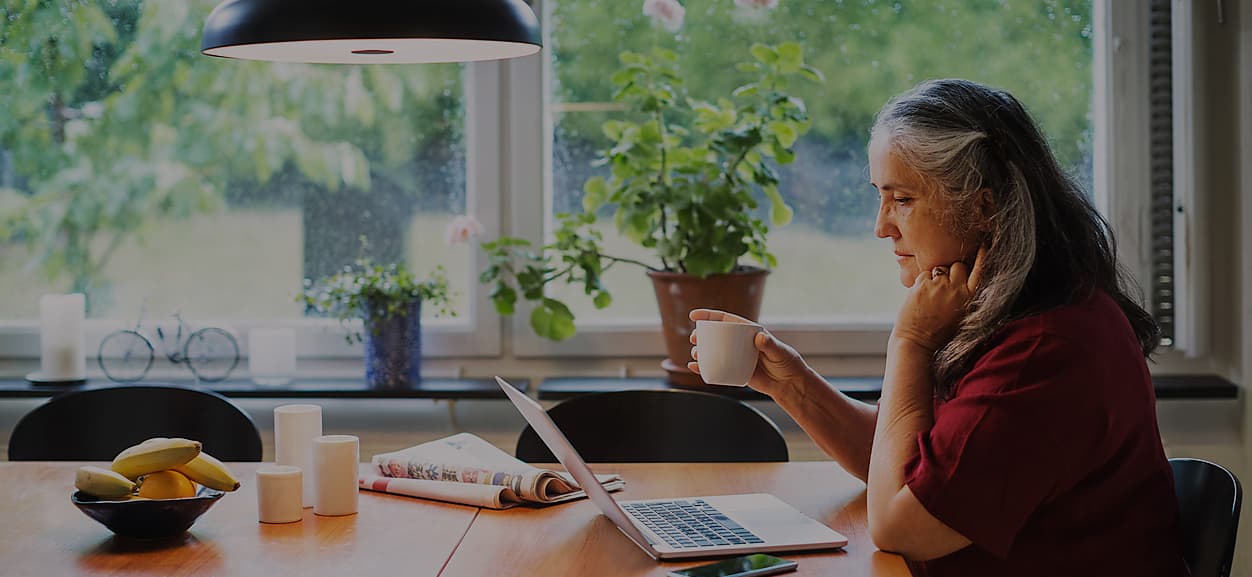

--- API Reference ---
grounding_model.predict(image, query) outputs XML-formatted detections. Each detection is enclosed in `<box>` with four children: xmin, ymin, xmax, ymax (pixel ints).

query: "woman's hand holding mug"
<box><xmin>688</xmin><ymin>309</ymin><xmax>811</xmax><ymax>398</ymax></box>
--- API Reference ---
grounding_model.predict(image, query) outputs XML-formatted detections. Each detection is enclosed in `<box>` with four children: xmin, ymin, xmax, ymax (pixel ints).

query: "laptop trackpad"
<box><xmin>705</xmin><ymin>494</ymin><xmax>838</xmax><ymax>542</ymax></box>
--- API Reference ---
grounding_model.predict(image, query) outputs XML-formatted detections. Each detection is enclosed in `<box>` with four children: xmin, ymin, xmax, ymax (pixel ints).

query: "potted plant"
<box><xmin>301</xmin><ymin>259</ymin><xmax>454</xmax><ymax>389</ymax></box>
<box><xmin>481</xmin><ymin>42</ymin><xmax>822</xmax><ymax>383</ymax></box>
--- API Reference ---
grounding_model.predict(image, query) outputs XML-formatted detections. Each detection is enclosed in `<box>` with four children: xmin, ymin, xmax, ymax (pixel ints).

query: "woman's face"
<box><xmin>869</xmin><ymin>136</ymin><xmax>980</xmax><ymax>288</ymax></box>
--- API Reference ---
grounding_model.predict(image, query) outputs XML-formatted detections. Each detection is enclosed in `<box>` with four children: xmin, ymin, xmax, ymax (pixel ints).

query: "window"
<box><xmin>2</xmin><ymin>1</ymin><xmax>1176</xmax><ymax>366</ymax></box>
<box><xmin>0</xmin><ymin>1</ymin><xmax>497</xmax><ymax>356</ymax></box>
<box><xmin>542</xmin><ymin>0</ymin><xmax>1095</xmax><ymax>330</ymax></box>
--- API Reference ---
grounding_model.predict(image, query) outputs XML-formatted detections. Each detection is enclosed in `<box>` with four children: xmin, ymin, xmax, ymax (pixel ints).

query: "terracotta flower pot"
<box><xmin>647</xmin><ymin>267</ymin><xmax>769</xmax><ymax>386</ymax></box>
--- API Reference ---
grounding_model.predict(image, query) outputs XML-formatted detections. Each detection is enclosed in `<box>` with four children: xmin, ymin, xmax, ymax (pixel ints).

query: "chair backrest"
<box><xmin>1171</xmin><ymin>458</ymin><xmax>1242</xmax><ymax>577</ymax></box>
<box><xmin>8</xmin><ymin>384</ymin><xmax>263</xmax><ymax>461</ymax></box>
<box><xmin>515</xmin><ymin>389</ymin><xmax>788</xmax><ymax>463</ymax></box>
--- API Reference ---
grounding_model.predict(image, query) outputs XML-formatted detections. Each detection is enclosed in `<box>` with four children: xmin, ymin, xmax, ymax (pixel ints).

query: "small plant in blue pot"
<box><xmin>300</xmin><ymin>260</ymin><xmax>454</xmax><ymax>388</ymax></box>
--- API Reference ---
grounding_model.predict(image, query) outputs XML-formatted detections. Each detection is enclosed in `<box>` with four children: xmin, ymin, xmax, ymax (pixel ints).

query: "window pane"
<box><xmin>0</xmin><ymin>1</ymin><xmax>469</xmax><ymax>322</ymax></box>
<box><xmin>547</xmin><ymin>0</ymin><xmax>1094</xmax><ymax>323</ymax></box>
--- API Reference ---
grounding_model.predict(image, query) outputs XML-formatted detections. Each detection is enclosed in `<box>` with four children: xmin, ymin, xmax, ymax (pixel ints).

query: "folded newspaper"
<box><xmin>359</xmin><ymin>432</ymin><xmax>625</xmax><ymax>510</ymax></box>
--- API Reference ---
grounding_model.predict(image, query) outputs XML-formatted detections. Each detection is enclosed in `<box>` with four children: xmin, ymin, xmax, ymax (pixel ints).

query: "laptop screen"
<box><xmin>495</xmin><ymin>377</ymin><xmax>654</xmax><ymax>550</ymax></box>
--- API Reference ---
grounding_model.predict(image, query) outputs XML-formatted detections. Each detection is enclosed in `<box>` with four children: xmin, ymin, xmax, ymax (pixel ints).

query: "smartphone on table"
<box><xmin>666</xmin><ymin>554</ymin><xmax>798</xmax><ymax>577</ymax></box>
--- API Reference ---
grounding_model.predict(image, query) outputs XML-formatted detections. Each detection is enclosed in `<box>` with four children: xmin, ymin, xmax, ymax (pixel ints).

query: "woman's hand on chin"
<box><xmin>892</xmin><ymin>246</ymin><xmax>986</xmax><ymax>354</ymax></box>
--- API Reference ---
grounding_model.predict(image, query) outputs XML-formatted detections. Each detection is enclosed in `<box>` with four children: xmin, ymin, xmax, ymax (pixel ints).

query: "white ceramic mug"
<box><xmin>694</xmin><ymin>320</ymin><xmax>762</xmax><ymax>386</ymax></box>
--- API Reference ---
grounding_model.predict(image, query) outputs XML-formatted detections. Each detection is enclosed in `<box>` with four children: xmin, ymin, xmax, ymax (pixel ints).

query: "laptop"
<box><xmin>495</xmin><ymin>377</ymin><xmax>848</xmax><ymax>560</ymax></box>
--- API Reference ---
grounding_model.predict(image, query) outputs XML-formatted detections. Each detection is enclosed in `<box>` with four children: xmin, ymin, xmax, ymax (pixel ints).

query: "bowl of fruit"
<box><xmin>72</xmin><ymin>438</ymin><xmax>241</xmax><ymax>539</ymax></box>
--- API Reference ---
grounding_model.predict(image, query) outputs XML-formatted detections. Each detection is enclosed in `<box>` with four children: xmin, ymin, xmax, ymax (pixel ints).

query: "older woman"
<box><xmin>689</xmin><ymin>79</ymin><xmax>1185</xmax><ymax>576</ymax></box>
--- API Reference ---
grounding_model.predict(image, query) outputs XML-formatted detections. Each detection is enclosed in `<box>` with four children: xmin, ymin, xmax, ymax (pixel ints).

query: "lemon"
<box><xmin>137</xmin><ymin>470</ymin><xmax>198</xmax><ymax>499</ymax></box>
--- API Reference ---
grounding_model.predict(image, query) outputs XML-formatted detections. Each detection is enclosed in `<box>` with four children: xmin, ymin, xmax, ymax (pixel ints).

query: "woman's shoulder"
<box><xmin>991</xmin><ymin>288</ymin><xmax>1125</xmax><ymax>347</ymax></box>
<box><xmin>962</xmin><ymin>289</ymin><xmax>1144</xmax><ymax>394</ymax></box>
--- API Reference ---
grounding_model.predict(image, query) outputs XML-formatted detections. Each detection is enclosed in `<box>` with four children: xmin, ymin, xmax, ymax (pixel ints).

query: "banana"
<box><xmin>75</xmin><ymin>466</ymin><xmax>137</xmax><ymax>499</ymax></box>
<box><xmin>111</xmin><ymin>438</ymin><xmax>202</xmax><ymax>480</ymax></box>
<box><xmin>173</xmin><ymin>451</ymin><xmax>240</xmax><ymax>492</ymax></box>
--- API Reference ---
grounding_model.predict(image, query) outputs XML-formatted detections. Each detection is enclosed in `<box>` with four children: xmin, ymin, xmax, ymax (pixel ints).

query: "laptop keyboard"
<box><xmin>622</xmin><ymin>499</ymin><xmax>765</xmax><ymax>549</ymax></box>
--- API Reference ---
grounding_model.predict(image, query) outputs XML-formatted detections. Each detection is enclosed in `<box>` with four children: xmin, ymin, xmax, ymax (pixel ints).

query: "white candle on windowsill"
<box><xmin>249</xmin><ymin>328</ymin><xmax>297</xmax><ymax>386</ymax></box>
<box><xmin>39</xmin><ymin>293</ymin><xmax>86</xmax><ymax>381</ymax></box>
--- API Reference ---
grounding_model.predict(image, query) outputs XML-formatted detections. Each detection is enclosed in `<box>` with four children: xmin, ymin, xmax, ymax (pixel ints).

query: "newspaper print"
<box><xmin>380</xmin><ymin>459</ymin><xmax>529</xmax><ymax>495</ymax></box>
<box><xmin>370</xmin><ymin>433</ymin><xmax>621</xmax><ymax>502</ymax></box>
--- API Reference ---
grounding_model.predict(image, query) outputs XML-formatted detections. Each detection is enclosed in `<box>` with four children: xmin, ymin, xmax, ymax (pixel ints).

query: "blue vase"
<box><xmin>363</xmin><ymin>300</ymin><xmax>421</xmax><ymax>389</ymax></box>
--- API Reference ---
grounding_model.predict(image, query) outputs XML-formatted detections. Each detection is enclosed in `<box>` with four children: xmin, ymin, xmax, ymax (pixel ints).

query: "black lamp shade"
<box><xmin>201</xmin><ymin>0</ymin><xmax>541</xmax><ymax>64</ymax></box>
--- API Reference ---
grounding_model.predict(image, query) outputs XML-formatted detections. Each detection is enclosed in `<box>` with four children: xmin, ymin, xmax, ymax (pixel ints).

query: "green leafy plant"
<box><xmin>300</xmin><ymin>260</ymin><xmax>454</xmax><ymax>344</ymax></box>
<box><xmin>481</xmin><ymin>42</ymin><xmax>822</xmax><ymax>340</ymax></box>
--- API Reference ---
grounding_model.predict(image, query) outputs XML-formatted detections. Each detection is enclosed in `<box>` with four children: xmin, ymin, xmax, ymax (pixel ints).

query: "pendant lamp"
<box><xmin>201</xmin><ymin>0</ymin><xmax>541</xmax><ymax>64</ymax></box>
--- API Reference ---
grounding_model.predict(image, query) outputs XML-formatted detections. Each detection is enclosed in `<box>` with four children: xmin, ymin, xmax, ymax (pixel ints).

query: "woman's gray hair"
<box><xmin>871</xmin><ymin>79</ymin><xmax>1158</xmax><ymax>396</ymax></box>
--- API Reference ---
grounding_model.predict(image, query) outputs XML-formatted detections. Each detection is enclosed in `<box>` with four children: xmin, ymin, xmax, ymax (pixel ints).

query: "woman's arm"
<box><xmin>688</xmin><ymin>309</ymin><xmax>878</xmax><ymax>480</ymax></box>
<box><xmin>765</xmin><ymin>357</ymin><xmax>879</xmax><ymax>481</ymax></box>
<box><xmin>868</xmin><ymin>337</ymin><xmax>970</xmax><ymax>559</ymax></box>
<box><xmin>867</xmin><ymin>254</ymin><xmax>985</xmax><ymax>559</ymax></box>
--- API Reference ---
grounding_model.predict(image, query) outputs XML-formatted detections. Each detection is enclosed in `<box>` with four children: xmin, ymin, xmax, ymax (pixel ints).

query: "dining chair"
<box><xmin>8</xmin><ymin>384</ymin><xmax>263</xmax><ymax>461</ymax></box>
<box><xmin>514</xmin><ymin>388</ymin><xmax>789</xmax><ymax>463</ymax></box>
<box><xmin>1170</xmin><ymin>457</ymin><xmax>1242</xmax><ymax>577</ymax></box>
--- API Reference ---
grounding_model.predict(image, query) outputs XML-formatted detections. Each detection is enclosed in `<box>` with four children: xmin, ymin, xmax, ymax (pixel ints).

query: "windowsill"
<box><xmin>0</xmin><ymin>377</ymin><xmax>530</xmax><ymax>399</ymax></box>
<box><xmin>4</xmin><ymin>372</ymin><xmax>1226</xmax><ymax>400</ymax></box>
<box><xmin>0</xmin><ymin>373</ymin><xmax>1235</xmax><ymax>402</ymax></box>
<box><xmin>536</xmin><ymin>374</ymin><xmax>1239</xmax><ymax>402</ymax></box>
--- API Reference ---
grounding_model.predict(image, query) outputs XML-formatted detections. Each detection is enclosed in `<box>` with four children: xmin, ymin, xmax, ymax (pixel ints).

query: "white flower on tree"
<box><xmin>735</xmin><ymin>0</ymin><xmax>779</xmax><ymax>8</ymax></box>
<box><xmin>643</xmin><ymin>0</ymin><xmax>685</xmax><ymax>32</ymax></box>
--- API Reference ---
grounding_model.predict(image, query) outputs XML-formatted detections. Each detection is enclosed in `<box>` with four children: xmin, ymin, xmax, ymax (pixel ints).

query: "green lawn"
<box><xmin>549</xmin><ymin>223</ymin><xmax>905</xmax><ymax>322</ymax></box>
<box><xmin>0</xmin><ymin>211</ymin><xmax>902</xmax><ymax>323</ymax></box>
<box><xmin>0</xmin><ymin>210</ymin><xmax>471</xmax><ymax>321</ymax></box>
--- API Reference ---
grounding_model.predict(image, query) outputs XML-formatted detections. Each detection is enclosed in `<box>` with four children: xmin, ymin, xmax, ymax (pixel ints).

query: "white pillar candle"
<box><xmin>274</xmin><ymin>404</ymin><xmax>322</xmax><ymax>508</ymax></box>
<box><xmin>256</xmin><ymin>465</ymin><xmax>303</xmax><ymax>524</ymax></box>
<box><xmin>248</xmin><ymin>328</ymin><xmax>296</xmax><ymax>386</ymax></box>
<box><xmin>39</xmin><ymin>293</ymin><xmax>86</xmax><ymax>381</ymax></box>
<box><xmin>313</xmin><ymin>435</ymin><xmax>359</xmax><ymax>517</ymax></box>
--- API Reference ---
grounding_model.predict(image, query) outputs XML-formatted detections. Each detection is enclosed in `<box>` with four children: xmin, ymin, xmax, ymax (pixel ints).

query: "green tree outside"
<box><xmin>0</xmin><ymin>0</ymin><xmax>461</xmax><ymax>310</ymax></box>
<box><xmin>550</xmin><ymin>0</ymin><xmax>1093</xmax><ymax>234</ymax></box>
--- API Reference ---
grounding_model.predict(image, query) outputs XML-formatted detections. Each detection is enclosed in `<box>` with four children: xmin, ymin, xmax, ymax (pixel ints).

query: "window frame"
<box><xmin>1165</xmin><ymin>0</ymin><xmax>1209</xmax><ymax>358</ymax></box>
<box><xmin>1094</xmin><ymin>0</ymin><xmax>1210</xmax><ymax>361</ymax></box>
<box><xmin>508</xmin><ymin>0</ymin><xmax>1138</xmax><ymax>359</ymax></box>
<box><xmin>1</xmin><ymin>1</ymin><xmax>1208</xmax><ymax>372</ymax></box>
<box><xmin>0</xmin><ymin>62</ymin><xmax>503</xmax><ymax>361</ymax></box>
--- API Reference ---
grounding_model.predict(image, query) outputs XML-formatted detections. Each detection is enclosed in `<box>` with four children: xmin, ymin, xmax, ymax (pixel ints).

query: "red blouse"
<box><xmin>904</xmin><ymin>289</ymin><xmax>1187</xmax><ymax>577</ymax></box>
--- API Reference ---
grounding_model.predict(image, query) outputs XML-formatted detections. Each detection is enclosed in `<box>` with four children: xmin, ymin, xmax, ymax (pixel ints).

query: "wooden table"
<box><xmin>443</xmin><ymin>462</ymin><xmax>908</xmax><ymax>577</ymax></box>
<box><xmin>0</xmin><ymin>462</ymin><xmax>909</xmax><ymax>577</ymax></box>
<box><xmin>0</xmin><ymin>462</ymin><xmax>477</xmax><ymax>577</ymax></box>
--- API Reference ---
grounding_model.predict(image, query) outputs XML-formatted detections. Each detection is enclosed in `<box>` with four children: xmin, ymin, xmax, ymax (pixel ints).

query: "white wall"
<box><xmin>1238</xmin><ymin>0</ymin><xmax>1252</xmax><ymax>573</ymax></box>
<box><xmin>1177</xmin><ymin>0</ymin><xmax>1250</xmax><ymax>574</ymax></box>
